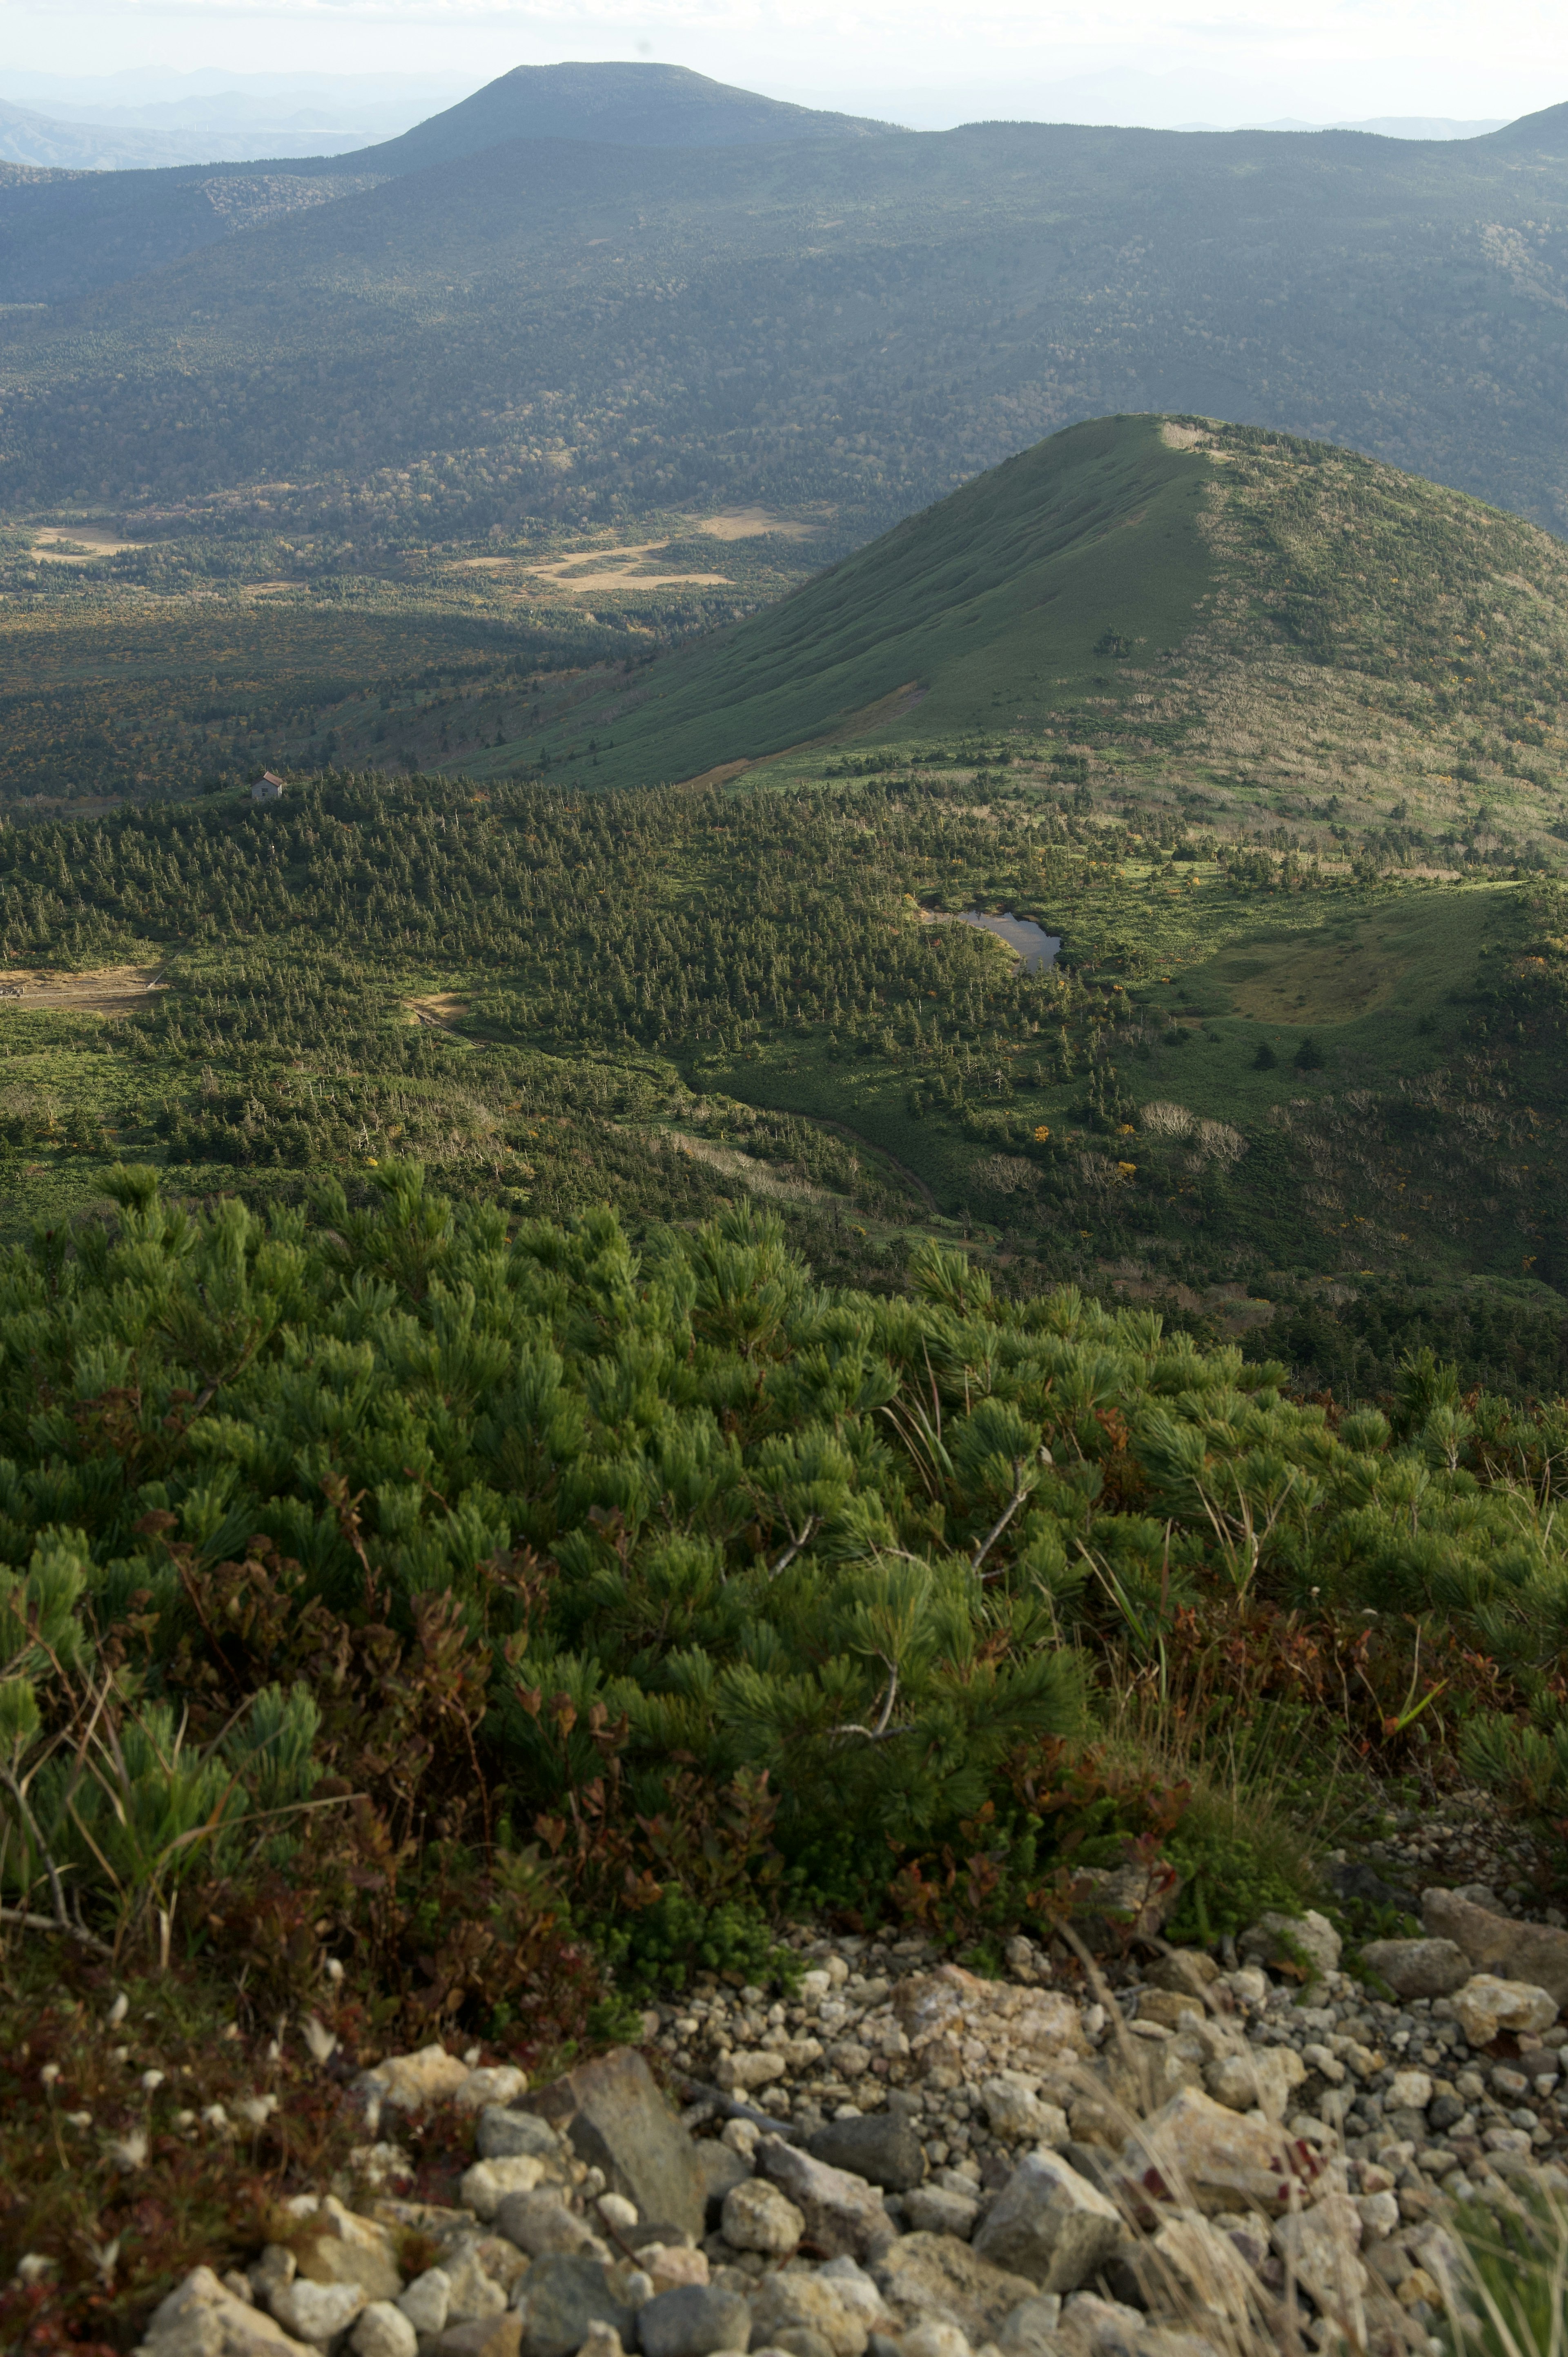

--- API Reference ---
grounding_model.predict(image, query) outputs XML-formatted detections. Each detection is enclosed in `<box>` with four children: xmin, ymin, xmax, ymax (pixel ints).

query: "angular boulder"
<box><xmin>460</xmin><ymin>2158</ymin><xmax>547</xmax><ymax>2223</ymax></box>
<box><xmin>1423</xmin><ymin>1887</ymin><xmax>1568</xmax><ymax>2007</ymax></box>
<box><xmin>362</xmin><ymin>2045</ymin><xmax>473</xmax><ymax>2113</ymax></box>
<box><xmin>1450</xmin><ymin>1973</ymin><xmax>1559</xmax><ymax>2048</ymax></box>
<box><xmin>477</xmin><ymin>2109</ymin><xmax>562</xmax><ymax>2164</ymax></box>
<box><xmin>1146</xmin><ymin>2210</ymin><xmax>1261</xmax><ymax>2335</ymax></box>
<box><xmin>513</xmin><ymin>2258</ymin><xmax>635</xmax><ymax>2357</ymax></box>
<box><xmin>972</xmin><ymin>2152</ymin><xmax>1123</xmax><ymax>2293</ymax></box>
<box><xmin>1237</xmin><ymin>1909</ymin><xmax>1341</xmax><ymax>1987</ymax></box>
<box><xmin>269</xmin><ymin>2280</ymin><xmax>368</xmax><ymax>2346</ymax></box>
<box><xmin>719</xmin><ymin>2176</ymin><xmax>803</xmax><ymax>2253</ymax></box>
<box><xmin>635</xmin><ymin>2284</ymin><xmax>751</xmax><ymax>2357</ymax></box>
<box><xmin>891</xmin><ymin>1967</ymin><xmax>1086</xmax><ymax>2094</ymax></box>
<box><xmin>1271</xmin><ymin>2193</ymin><xmax>1368</xmax><ymax>2327</ymax></box>
<box><xmin>981</xmin><ymin>2072</ymin><xmax>1071</xmax><ymax>2148</ymax></box>
<box><xmin>525</xmin><ymin>2049</ymin><xmax>705</xmax><ymax>2239</ymax></box>
<box><xmin>490</xmin><ymin>2192</ymin><xmax>598</xmax><ymax>2261</ymax></box>
<box><xmin>806</xmin><ymin>2111</ymin><xmax>927</xmax><ymax>2191</ymax></box>
<box><xmin>1122</xmin><ymin>2085</ymin><xmax>1325</xmax><ymax>2216</ymax></box>
<box><xmin>293</xmin><ymin>2200</ymin><xmax>403</xmax><ymax>2302</ymax></box>
<box><xmin>873</xmin><ymin>2232</ymin><xmax>1045</xmax><ymax>2342</ymax></box>
<box><xmin>1202</xmin><ymin>2045</ymin><xmax>1305</xmax><ymax>2121</ymax></box>
<box><xmin>1358</xmin><ymin>1936</ymin><xmax>1472</xmax><ymax>2000</ymax></box>
<box><xmin>349</xmin><ymin>2306</ymin><xmax>418</xmax><ymax>2357</ymax></box>
<box><xmin>135</xmin><ymin>2268</ymin><xmax>316</xmax><ymax>2357</ymax></box>
<box><xmin>755</xmin><ymin>2134</ymin><xmax>895</xmax><ymax>2259</ymax></box>
<box><xmin>746</xmin><ymin>2272</ymin><xmax>872</xmax><ymax>2357</ymax></box>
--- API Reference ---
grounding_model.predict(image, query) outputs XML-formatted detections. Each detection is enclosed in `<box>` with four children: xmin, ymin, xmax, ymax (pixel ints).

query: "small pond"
<box><xmin>956</xmin><ymin>911</ymin><xmax>1062</xmax><ymax>971</ymax></box>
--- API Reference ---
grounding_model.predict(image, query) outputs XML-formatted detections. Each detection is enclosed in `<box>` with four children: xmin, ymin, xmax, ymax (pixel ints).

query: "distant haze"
<box><xmin>0</xmin><ymin>2</ymin><xmax>1563</xmax><ymax>139</ymax></box>
<box><xmin>0</xmin><ymin>62</ymin><xmax>1526</xmax><ymax>174</ymax></box>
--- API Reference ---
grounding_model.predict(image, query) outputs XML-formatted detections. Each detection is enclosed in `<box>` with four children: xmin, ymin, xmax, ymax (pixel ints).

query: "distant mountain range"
<box><xmin>0</xmin><ymin>63</ymin><xmax>1566</xmax><ymax>543</ymax></box>
<box><xmin>0</xmin><ymin>71</ymin><xmax>475</xmax><ymax>169</ymax></box>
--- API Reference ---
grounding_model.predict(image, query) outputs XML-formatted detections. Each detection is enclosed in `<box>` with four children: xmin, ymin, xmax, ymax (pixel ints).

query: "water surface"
<box><xmin>956</xmin><ymin>911</ymin><xmax>1061</xmax><ymax>972</ymax></box>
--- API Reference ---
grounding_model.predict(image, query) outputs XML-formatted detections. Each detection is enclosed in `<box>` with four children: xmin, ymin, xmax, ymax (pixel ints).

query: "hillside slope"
<box><xmin>541</xmin><ymin>415</ymin><xmax>1568</xmax><ymax>863</ymax></box>
<box><xmin>339</xmin><ymin>62</ymin><xmax>895</xmax><ymax>174</ymax></box>
<box><xmin>1</xmin><ymin>96</ymin><xmax>1568</xmax><ymax>532</ymax></box>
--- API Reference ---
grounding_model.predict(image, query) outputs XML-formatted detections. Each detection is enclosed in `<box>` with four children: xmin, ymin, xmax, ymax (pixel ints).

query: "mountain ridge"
<box><xmin>331</xmin><ymin>62</ymin><xmax>899</xmax><ymax>176</ymax></box>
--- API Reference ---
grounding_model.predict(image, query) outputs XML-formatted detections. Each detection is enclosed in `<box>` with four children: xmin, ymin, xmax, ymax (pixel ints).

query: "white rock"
<box><xmin>1386</xmin><ymin>2069</ymin><xmax>1433</xmax><ymax>2111</ymax></box>
<box><xmin>135</xmin><ymin>2268</ymin><xmax>316</xmax><ymax>2357</ymax></box>
<box><xmin>1451</xmin><ymin>1975</ymin><xmax>1559</xmax><ymax>2047</ymax></box>
<box><xmin>361</xmin><ymin>2045</ymin><xmax>472</xmax><ymax>2112</ymax></box>
<box><xmin>716</xmin><ymin>2049</ymin><xmax>787</xmax><ymax>2092</ymax></box>
<box><xmin>1354</xmin><ymin>2192</ymin><xmax>1400</xmax><ymax>2242</ymax></box>
<box><xmin>294</xmin><ymin>2200</ymin><xmax>401</xmax><ymax>2302</ymax></box>
<box><xmin>453</xmin><ymin>2065</ymin><xmax>527</xmax><ymax>2111</ymax></box>
<box><xmin>972</xmin><ymin>2152</ymin><xmax>1122</xmax><ymax>2292</ymax></box>
<box><xmin>903</xmin><ymin>2325</ymin><xmax>973</xmax><ymax>2357</ymax></box>
<box><xmin>1238</xmin><ymin>1910</ymin><xmax>1342</xmax><ymax>1987</ymax></box>
<box><xmin>597</xmin><ymin>2193</ymin><xmax>639</xmax><ymax>2234</ymax></box>
<box><xmin>348</xmin><ymin>2304</ymin><xmax>417</xmax><ymax>2357</ymax></box>
<box><xmin>249</xmin><ymin>2249</ymin><xmax>296</xmax><ymax>2303</ymax></box>
<box><xmin>394</xmin><ymin>2270</ymin><xmax>450</xmax><ymax>2336</ymax></box>
<box><xmin>980</xmin><ymin>2073</ymin><xmax>1069</xmax><ymax>2148</ymax></box>
<box><xmin>440</xmin><ymin>2249</ymin><xmax>506</xmax><ymax>2326</ymax></box>
<box><xmin>1271</xmin><ymin>2193</ymin><xmax>1368</xmax><ymax>2327</ymax></box>
<box><xmin>1203</xmin><ymin>2046</ymin><xmax>1305</xmax><ymax>2121</ymax></box>
<box><xmin>748</xmin><ymin>2272</ymin><xmax>873</xmax><ymax>2357</ymax></box>
<box><xmin>816</xmin><ymin>2254</ymin><xmax>892</xmax><ymax>2332</ymax></box>
<box><xmin>722</xmin><ymin>2177</ymin><xmax>804</xmax><ymax>2253</ymax></box>
<box><xmin>459</xmin><ymin>2155</ymin><xmax>546</xmax><ymax>2220</ymax></box>
<box><xmin>639</xmin><ymin>2244</ymin><xmax>711</xmax><ymax>2295</ymax></box>
<box><xmin>268</xmin><ymin>2279</ymin><xmax>367</xmax><ymax>2346</ymax></box>
<box><xmin>1147</xmin><ymin>2209</ymin><xmax>1261</xmax><ymax>2333</ymax></box>
<box><xmin>1122</xmin><ymin>2086</ymin><xmax>1324</xmax><ymax>2217</ymax></box>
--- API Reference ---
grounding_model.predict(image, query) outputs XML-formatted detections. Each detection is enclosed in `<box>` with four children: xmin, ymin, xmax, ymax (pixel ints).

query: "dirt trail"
<box><xmin>0</xmin><ymin>964</ymin><xmax>164</xmax><ymax>1014</ymax></box>
<box><xmin>679</xmin><ymin>681</ymin><xmax>927</xmax><ymax>791</ymax></box>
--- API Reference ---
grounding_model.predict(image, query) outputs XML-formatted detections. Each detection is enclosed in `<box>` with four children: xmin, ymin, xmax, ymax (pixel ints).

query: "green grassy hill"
<box><xmin>507</xmin><ymin>414</ymin><xmax>1568</xmax><ymax>868</ymax></box>
<box><xmin>574</xmin><ymin>415</ymin><xmax>1216</xmax><ymax>784</ymax></box>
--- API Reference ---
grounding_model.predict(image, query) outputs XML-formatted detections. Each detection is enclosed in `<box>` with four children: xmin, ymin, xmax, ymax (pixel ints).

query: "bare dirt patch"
<box><xmin>0</xmin><ymin>964</ymin><xmax>164</xmax><ymax>1015</ymax></box>
<box><xmin>1158</xmin><ymin>421</ymin><xmax>1212</xmax><ymax>451</ymax></box>
<box><xmin>406</xmin><ymin>993</ymin><xmax>469</xmax><ymax>1032</ymax></box>
<box><xmin>692</xmin><ymin>508</ymin><xmax>822</xmax><ymax>542</ymax></box>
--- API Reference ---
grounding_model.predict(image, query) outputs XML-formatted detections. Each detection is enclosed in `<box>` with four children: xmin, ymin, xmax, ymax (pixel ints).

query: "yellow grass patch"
<box><xmin>31</xmin><ymin>526</ymin><xmax>146</xmax><ymax>564</ymax></box>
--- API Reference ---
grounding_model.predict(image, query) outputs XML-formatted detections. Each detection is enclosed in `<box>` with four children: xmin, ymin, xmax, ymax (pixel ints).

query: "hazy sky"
<box><xmin>0</xmin><ymin>0</ymin><xmax>1561</xmax><ymax>128</ymax></box>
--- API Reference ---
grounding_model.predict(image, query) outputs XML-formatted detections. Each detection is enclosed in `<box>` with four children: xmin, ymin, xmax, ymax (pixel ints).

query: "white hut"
<box><xmin>251</xmin><ymin>772</ymin><xmax>286</xmax><ymax>801</ymax></box>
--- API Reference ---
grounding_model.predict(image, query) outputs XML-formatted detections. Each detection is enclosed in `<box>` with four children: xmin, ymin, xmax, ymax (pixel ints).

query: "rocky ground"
<box><xmin>107</xmin><ymin>1877</ymin><xmax>1568</xmax><ymax>2357</ymax></box>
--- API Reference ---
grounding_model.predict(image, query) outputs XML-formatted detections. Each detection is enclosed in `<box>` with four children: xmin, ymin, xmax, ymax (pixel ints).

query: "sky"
<box><xmin>0</xmin><ymin>0</ymin><xmax>1561</xmax><ymax>132</ymax></box>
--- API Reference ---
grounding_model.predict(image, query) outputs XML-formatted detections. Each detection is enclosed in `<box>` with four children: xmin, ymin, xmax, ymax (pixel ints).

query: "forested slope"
<box><xmin>1</xmin><ymin>95</ymin><xmax>1567</xmax><ymax>536</ymax></box>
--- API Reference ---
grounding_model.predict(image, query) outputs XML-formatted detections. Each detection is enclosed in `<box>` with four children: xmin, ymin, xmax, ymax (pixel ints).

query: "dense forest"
<box><xmin>0</xmin><ymin>767</ymin><xmax>1564</xmax><ymax>1403</ymax></box>
<box><xmin>1</xmin><ymin>91</ymin><xmax>1567</xmax><ymax>546</ymax></box>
